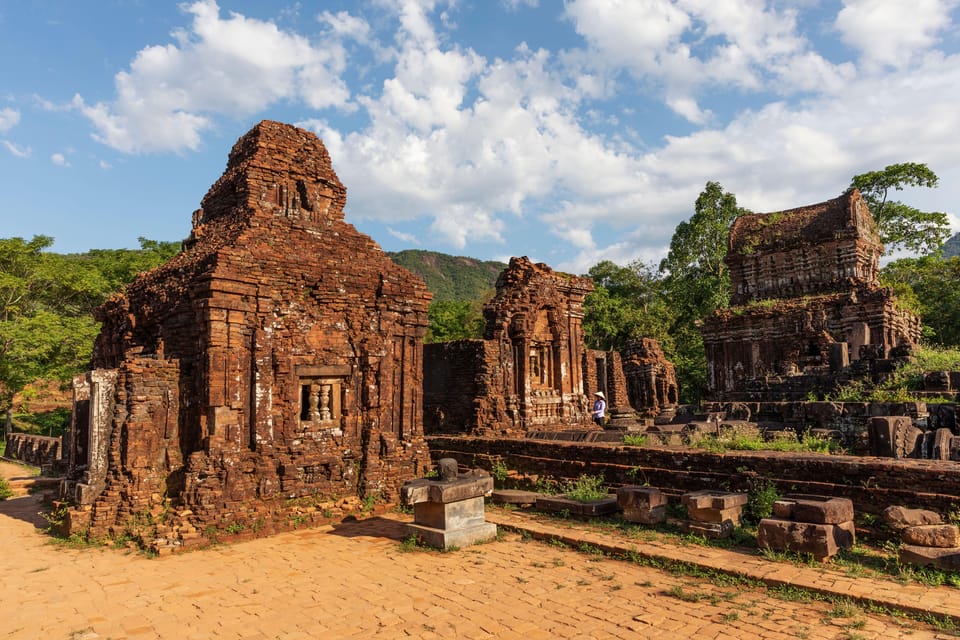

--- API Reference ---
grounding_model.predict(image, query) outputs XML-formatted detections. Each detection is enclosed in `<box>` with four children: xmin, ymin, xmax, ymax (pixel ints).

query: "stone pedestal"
<box><xmin>401</xmin><ymin>463</ymin><xmax>496</xmax><ymax>550</ymax></box>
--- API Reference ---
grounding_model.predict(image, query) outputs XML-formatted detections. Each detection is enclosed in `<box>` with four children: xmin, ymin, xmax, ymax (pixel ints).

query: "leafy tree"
<box><xmin>582</xmin><ymin>261</ymin><xmax>672</xmax><ymax>352</ymax></box>
<box><xmin>882</xmin><ymin>255</ymin><xmax>960</xmax><ymax>347</ymax></box>
<box><xmin>0</xmin><ymin>237</ymin><xmax>101</xmax><ymax>435</ymax></box>
<box><xmin>658</xmin><ymin>182</ymin><xmax>748</xmax><ymax>403</ymax></box>
<box><xmin>425</xmin><ymin>299</ymin><xmax>486</xmax><ymax>342</ymax></box>
<box><xmin>849</xmin><ymin>162</ymin><xmax>950</xmax><ymax>255</ymax></box>
<box><xmin>78</xmin><ymin>237</ymin><xmax>181</xmax><ymax>296</ymax></box>
<box><xmin>659</xmin><ymin>181</ymin><xmax>746</xmax><ymax>322</ymax></box>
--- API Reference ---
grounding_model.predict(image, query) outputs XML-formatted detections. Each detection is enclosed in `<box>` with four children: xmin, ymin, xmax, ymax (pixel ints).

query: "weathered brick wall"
<box><xmin>72</xmin><ymin>121</ymin><xmax>431</xmax><ymax>540</ymax></box>
<box><xmin>704</xmin><ymin>189</ymin><xmax>920</xmax><ymax>401</ymax></box>
<box><xmin>428</xmin><ymin>436</ymin><xmax>960</xmax><ymax>515</ymax></box>
<box><xmin>622</xmin><ymin>339</ymin><xmax>679</xmax><ymax>416</ymax></box>
<box><xmin>727</xmin><ymin>190</ymin><xmax>881</xmax><ymax>305</ymax></box>
<box><xmin>583</xmin><ymin>350</ymin><xmax>630</xmax><ymax>413</ymax></box>
<box><xmin>4</xmin><ymin>433</ymin><xmax>60</xmax><ymax>468</ymax></box>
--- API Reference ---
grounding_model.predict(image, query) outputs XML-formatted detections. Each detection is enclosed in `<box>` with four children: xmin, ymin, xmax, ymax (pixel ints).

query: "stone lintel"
<box><xmin>757</xmin><ymin>517</ymin><xmax>855</xmax><ymax>560</ymax></box>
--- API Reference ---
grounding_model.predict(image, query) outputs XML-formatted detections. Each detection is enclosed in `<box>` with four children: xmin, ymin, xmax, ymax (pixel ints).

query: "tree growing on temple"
<box><xmin>850</xmin><ymin>162</ymin><xmax>949</xmax><ymax>255</ymax></box>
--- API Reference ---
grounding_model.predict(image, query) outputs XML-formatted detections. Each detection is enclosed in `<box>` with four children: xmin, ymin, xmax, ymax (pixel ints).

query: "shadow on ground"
<box><xmin>327</xmin><ymin>515</ymin><xmax>410</xmax><ymax>541</ymax></box>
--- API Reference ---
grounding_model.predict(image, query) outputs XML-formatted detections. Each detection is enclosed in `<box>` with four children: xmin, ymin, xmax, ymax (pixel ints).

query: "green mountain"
<box><xmin>943</xmin><ymin>232</ymin><xmax>960</xmax><ymax>258</ymax></box>
<box><xmin>387</xmin><ymin>250</ymin><xmax>506</xmax><ymax>302</ymax></box>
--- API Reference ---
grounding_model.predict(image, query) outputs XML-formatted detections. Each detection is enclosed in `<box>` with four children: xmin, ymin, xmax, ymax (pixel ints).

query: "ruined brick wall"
<box><xmin>428</xmin><ymin>436</ymin><xmax>960</xmax><ymax>515</ymax></box>
<box><xmin>704</xmin><ymin>189</ymin><xmax>920</xmax><ymax>401</ymax></box>
<box><xmin>423</xmin><ymin>340</ymin><xmax>518</xmax><ymax>435</ymax></box>
<box><xmin>72</xmin><ymin>121</ymin><xmax>431</xmax><ymax>539</ymax></box>
<box><xmin>481</xmin><ymin>257</ymin><xmax>593</xmax><ymax>429</ymax></box>
<box><xmin>621</xmin><ymin>339</ymin><xmax>679</xmax><ymax>417</ymax></box>
<box><xmin>727</xmin><ymin>190</ymin><xmax>882</xmax><ymax>305</ymax></box>
<box><xmin>583</xmin><ymin>350</ymin><xmax>630</xmax><ymax>413</ymax></box>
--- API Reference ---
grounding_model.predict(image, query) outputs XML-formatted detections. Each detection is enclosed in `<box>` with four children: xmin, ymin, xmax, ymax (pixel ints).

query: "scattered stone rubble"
<box><xmin>759</xmin><ymin>496</ymin><xmax>856</xmax><ymax>560</ymax></box>
<box><xmin>885</xmin><ymin>505</ymin><xmax>960</xmax><ymax>570</ymax></box>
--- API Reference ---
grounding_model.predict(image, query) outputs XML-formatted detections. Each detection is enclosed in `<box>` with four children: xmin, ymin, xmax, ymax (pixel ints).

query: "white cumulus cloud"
<box><xmin>0</xmin><ymin>107</ymin><xmax>19</xmax><ymax>133</ymax></box>
<box><xmin>73</xmin><ymin>0</ymin><xmax>355</xmax><ymax>153</ymax></box>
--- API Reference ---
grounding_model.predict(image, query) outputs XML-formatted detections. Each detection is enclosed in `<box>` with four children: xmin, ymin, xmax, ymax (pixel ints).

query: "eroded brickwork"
<box><xmin>703</xmin><ymin>190</ymin><xmax>920</xmax><ymax>400</ymax></box>
<box><xmin>622</xmin><ymin>338</ymin><xmax>679</xmax><ymax>418</ymax></box>
<box><xmin>424</xmin><ymin>257</ymin><xmax>593</xmax><ymax>434</ymax></box>
<box><xmin>65</xmin><ymin>121</ymin><xmax>431</xmax><ymax>541</ymax></box>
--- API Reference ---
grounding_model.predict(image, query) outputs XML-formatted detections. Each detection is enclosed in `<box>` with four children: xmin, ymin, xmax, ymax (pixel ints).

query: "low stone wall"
<box><xmin>4</xmin><ymin>432</ymin><xmax>61</xmax><ymax>469</ymax></box>
<box><xmin>427</xmin><ymin>436</ymin><xmax>960</xmax><ymax>515</ymax></box>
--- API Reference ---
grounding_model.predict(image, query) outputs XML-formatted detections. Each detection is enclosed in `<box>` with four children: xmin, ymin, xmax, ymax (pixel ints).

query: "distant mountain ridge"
<box><xmin>943</xmin><ymin>232</ymin><xmax>960</xmax><ymax>258</ymax></box>
<box><xmin>387</xmin><ymin>250</ymin><xmax>506</xmax><ymax>302</ymax></box>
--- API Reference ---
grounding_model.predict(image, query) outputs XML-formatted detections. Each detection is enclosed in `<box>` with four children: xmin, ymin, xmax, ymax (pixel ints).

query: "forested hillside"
<box><xmin>387</xmin><ymin>250</ymin><xmax>505</xmax><ymax>302</ymax></box>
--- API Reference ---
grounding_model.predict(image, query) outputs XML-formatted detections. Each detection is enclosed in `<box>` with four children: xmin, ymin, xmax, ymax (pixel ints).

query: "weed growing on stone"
<box><xmin>622</xmin><ymin>434</ymin><xmax>648</xmax><ymax>447</ymax></box>
<box><xmin>562</xmin><ymin>474</ymin><xmax>608</xmax><ymax>503</ymax></box>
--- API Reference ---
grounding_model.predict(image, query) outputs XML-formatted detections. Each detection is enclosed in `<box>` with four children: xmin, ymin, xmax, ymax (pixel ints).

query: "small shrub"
<box><xmin>0</xmin><ymin>477</ymin><xmax>14</xmax><ymax>501</ymax></box>
<box><xmin>563</xmin><ymin>474</ymin><xmax>608</xmax><ymax>503</ymax></box>
<box><xmin>743</xmin><ymin>478</ymin><xmax>780</xmax><ymax>526</ymax></box>
<box><xmin>622</xmin><ymin>434</ymin><xmax>648</xmax><ymax>447</ymax></box>
<box><xmin>491</xmin><ymin>459</ymin><xmax>509</xmax><ymax>484</ymax></box>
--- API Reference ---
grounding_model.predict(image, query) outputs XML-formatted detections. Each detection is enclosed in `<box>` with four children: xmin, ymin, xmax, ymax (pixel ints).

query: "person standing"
<box><xmin>592</xmin><ymin>391</ymin><xmax>606</xmax><ymax>426</ymax></box>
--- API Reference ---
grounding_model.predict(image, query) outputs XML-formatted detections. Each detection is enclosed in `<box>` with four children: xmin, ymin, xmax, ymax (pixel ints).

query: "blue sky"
<box><xmin>2</xmin><ymin>0</ymin><xmax>959</xmax><ymax>273</ymax></box>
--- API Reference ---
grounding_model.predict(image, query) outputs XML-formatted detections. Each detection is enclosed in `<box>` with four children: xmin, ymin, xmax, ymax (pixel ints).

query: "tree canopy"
<box><xmin>850</xmin><ymin>162</ymin><xmax>950</xmax><ymax>255</ymax></box>
<box><xmin>0</xmin><ymin>236</ymin><xmax>181</xmax><ymax>435</ymax></box>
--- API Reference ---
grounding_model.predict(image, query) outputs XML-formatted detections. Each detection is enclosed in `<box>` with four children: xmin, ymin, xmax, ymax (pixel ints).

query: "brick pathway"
<box><xmin>0</xmin><ymin>461</ymin><xmax>951</xmax><ymax>639</ymax></box>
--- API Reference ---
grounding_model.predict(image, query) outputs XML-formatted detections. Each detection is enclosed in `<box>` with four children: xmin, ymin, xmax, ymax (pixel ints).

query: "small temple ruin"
<box><xmin>702</xmin><ymin>189</ymin><xmax>921</xmax><ymax>401</ymax></box>
<box><xmin>61</xmin><ymin>121</ymin><xmax>432</xmax><ymax>539</ymax></box>
<box><xmin>423</xmin><ymin>257</ymin><xmax>594</xmax><ymax>435</ymax></box>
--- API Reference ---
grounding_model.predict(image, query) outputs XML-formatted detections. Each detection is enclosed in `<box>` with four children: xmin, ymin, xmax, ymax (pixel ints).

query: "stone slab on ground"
<box><xmin>901</xmin><ymin>524</ymin><xmax>960</xmax><ymax>549</ymax></box>
<box><xmin>681</xmin><ymin>490</ymin><xmax>748</xmax><ymax>510</ymax></box>
<box><xmin>535</xmin><ymin>495</ymin><xmax>620</xmax><ymax>517</ymax></box>
<box><xmin>489</xmin><ymin>489</ymin><xmax>541</xmax><ymax>507</ymax></box>
<box><xmin>899</xmin><ymin>544</ymin><xmax>960</xmax><ymax>570</ymax></box>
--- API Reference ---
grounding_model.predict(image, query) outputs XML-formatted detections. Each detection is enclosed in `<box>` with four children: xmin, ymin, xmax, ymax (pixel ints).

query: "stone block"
<box><xmin>406</xmin><ymin>521</ymin><xmax>498</xmax><ymax>550</ymax></box>
<box><xmin>687</xmin><ymin>506</ymin><xmax>743</xmax><ymax>525</ymax></box>
<box><xmin>772</xmin><ymin>500</ymin><xmax>794</xmax><ymax>519</ymax></box>
<box><xmin>757</xmin><ymin>518</ymin><xmax>855</xmax><ymax>560</ymax></box>
<box><xmin>867</xmin><ymin>416</ymin><xmax>910</xmax><ymax>457</ymax></box>
<box><xmin>427</xmin><ymin>476</ymin><xmax>494</xmax><ymax>504</ymax></box>
<box><xmin>687</xmin><ymin>520</ymin><xmax>735</xmax><ymax>539</ymax></box>
<box><xmin>681</xmin><ymin>490</ymin><xmax>748</xmax><ymax>510</ymax></box>
<box><xmin>899</xmin><ymin>544</ymin><xmax>960</xmax><ymax>571</ymax></box>
<box><xmin>414</xmin><ymin>496</ymin><xmax>488</xmax><ymax>530</ymax></box>
<box><xmin>622</xmin><ymin>505</ymin><xmax>666</xmax><ymax>525</ymax></box>
<box><xmin>882</xmin><ymin>505</ymin><xmax>942</xmax><ymax>530</ymax></box>
<box><xmin>901</xmin><ymin>524</ymin><xmax>960</xmax><ymax>549</ymax></box>
<box><xmin>932</xmin><ymin>428</ymin><xmax>953</xmax><ymax>461</ymax></box>
<box><xmin>616</xmin><ymin>486</ymin><xmax>668</xmax><ymax>509</ymax></box>
<box><xmin>789</xmin><ymin>496</ymin><xmax>854</xmax><ymax>525</ymax></box>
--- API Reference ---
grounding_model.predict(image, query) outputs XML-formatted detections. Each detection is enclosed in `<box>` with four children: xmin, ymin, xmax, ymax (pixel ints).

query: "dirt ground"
<box><xmin>0</xmin><ymin>460</ymin><xmax>948</xmax><ymax>639</ymax></box>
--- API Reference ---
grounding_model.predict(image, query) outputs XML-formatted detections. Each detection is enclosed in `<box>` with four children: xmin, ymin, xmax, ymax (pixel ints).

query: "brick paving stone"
<box><xmin>0</xmin><ymin>480</ymin><xmax>950</xmax><ymax>639</ymax></box>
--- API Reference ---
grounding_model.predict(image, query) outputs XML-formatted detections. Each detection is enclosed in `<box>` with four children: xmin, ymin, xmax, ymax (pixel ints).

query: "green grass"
<box><xmin>0</xmin><ymin>477</ymin><xmax>14</xmax><ymax>500</ymax></box>
<box><xmin>691</xmin><ymin>430</ymin><xmax>842</xmax><ymax>454</ymax></box>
